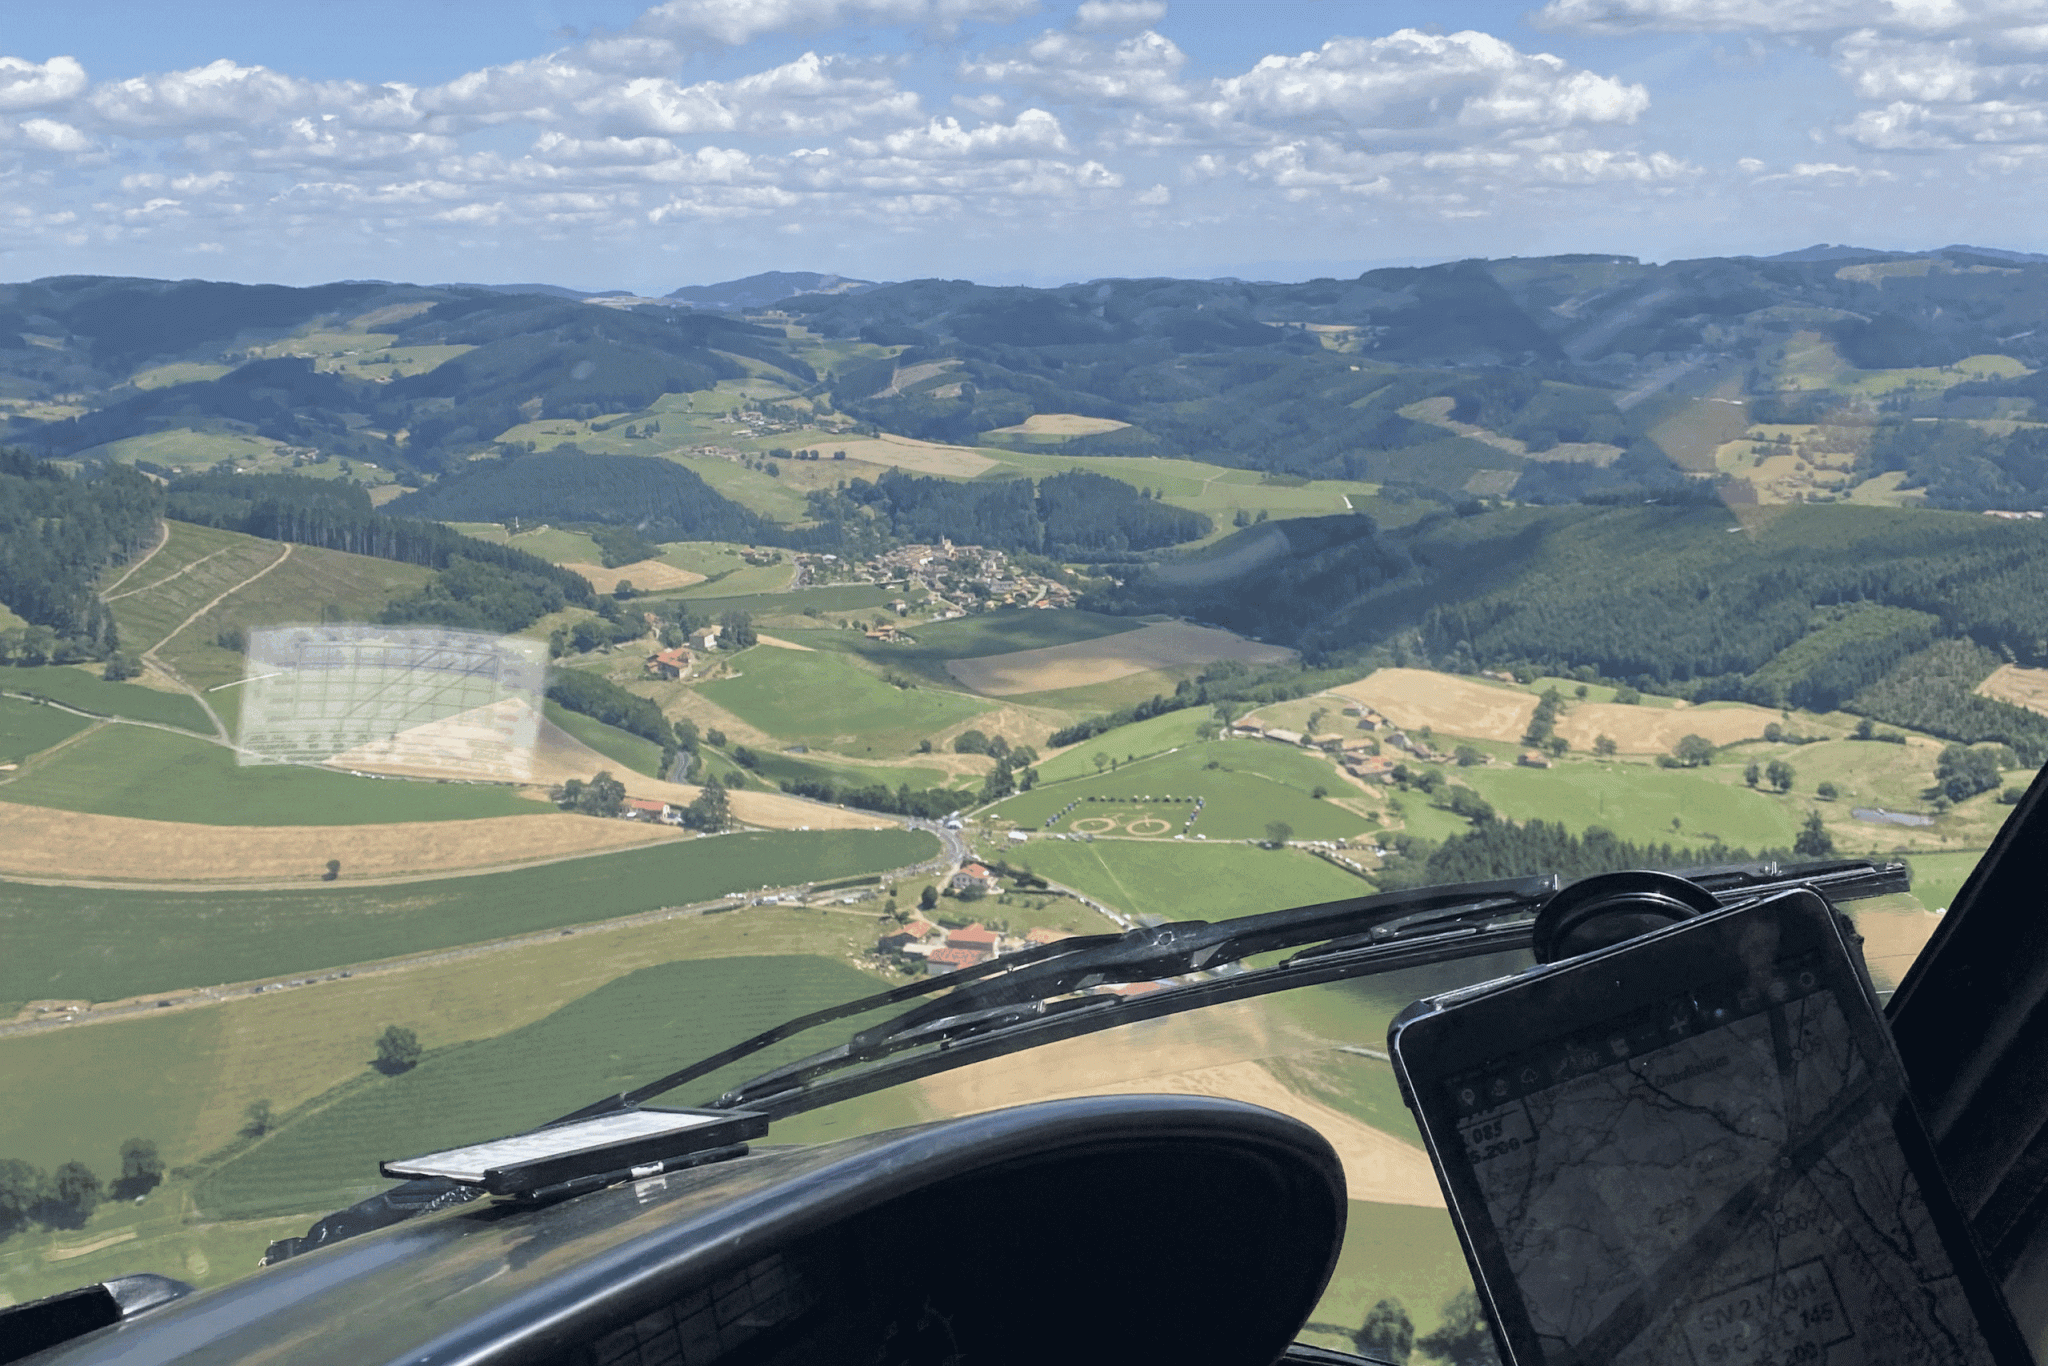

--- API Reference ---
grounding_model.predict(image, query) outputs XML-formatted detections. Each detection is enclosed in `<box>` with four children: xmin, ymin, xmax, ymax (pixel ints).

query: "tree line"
<box><xmin>0</xmin><ymin>449</ymin><xmax>161</xmax><ymax>663</ymax></box>
<box><xmin>0</xmin><ymin>1139</ymin><xmax>162</xmax><ymax>1240</ymax></box>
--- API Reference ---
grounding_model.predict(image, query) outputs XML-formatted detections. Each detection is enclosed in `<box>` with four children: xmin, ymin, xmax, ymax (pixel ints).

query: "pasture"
<box><xmin>995</xmin><ymin>739</ymin><xmax>1371</xmax><ymax>843</ymax></box>
<box><xmin>1001</xmin><ymin>836</ymin><xmax>1371</xmax><ymax>923</ymax></box>
<box><xmin>984</xmin><ymin>413</ymin><xmax>1131</xmax><ymax>438</ymax></box>
<box><xmin>698</xmin><ymin>645</ymin><xmax>992</xmax><ymax>756</ymax></box>
<box><xmin>0</xmin><ymin>725</ymin><xmax>537</xmax><ymax>825</ymax></box>
<box><xmin>947</xmin><ymin>622</ymin><xmax>1294</xmax><ymax>697</ymax></box>
<box><xmin>824</xmin><ymin>608</ymin><xmax>1144</xmax><ymax>689</ymax></box>
<box><xmin>441</xmin><ymin>523</ymin><xmax>605</xmax><ymax>565</ymax></box>
<box><xmin>197</xmin><ymin>955</ymin><xmax>899</xmax><ymax>1219</ymax></box>
<box><xmin>0</xmin><ymin>826</ymin><xmax>937</xmax><ymax>1006</ymax></box>
<box><xmin>0</xmin><ymin>696</ymin><xmax>95</xmax><ymax>763</ymax></box>
<box><xmin>0</xmin><ymin>665</ymin><xmax>210</xmax><ymax>731</ymax></box>
<box><xmin>0</xmin><ymin>804</ymin><xmax>675</xmax><ymax>885</ymax></box>
<box><xmin>1449</xmin><ymin>756</ymin><xmax>1804</xmax><ymax>850</ymax></box>
<box><xmin>1036</xmin><ymin>707</ymin><xmax>1216</xmax><ymax>782</ymax></box>
<box><xmin>657</xmin><ymin>542</ymin><xmax>797</xmax><ymax>597</ymax></box>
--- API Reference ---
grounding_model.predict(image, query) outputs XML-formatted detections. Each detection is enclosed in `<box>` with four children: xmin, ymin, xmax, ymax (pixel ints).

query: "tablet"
<box><xmin>1388</xmin><ymin>887</ymin><xmax>2028</xmax><ymax>1366</ymax></box>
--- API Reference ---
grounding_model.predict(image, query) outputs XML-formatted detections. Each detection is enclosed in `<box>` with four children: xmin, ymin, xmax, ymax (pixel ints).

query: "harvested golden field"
<box><xmin>916</xmin><ymin>1002</ymin><xmax>1442</xmax><ymax>1208</ymax></box>
<box><xmin>1978</xmin><ymin>663</ymin><xmax>2048</xmax><ymax>717</ymax></box>
<box><xmin>753</xmin><ymin>634</ymin><xmax>815</xmax><ymax>651</ymax></box>
<box><xmin>0</xmin><ymin>803</ymin><xmax>668</xmax><ymax>884</ymax></box>
<box><xmin>985</xmin><ymin>413</ymin><xmax>1131</xmax><ymax>436</ymax></box>
<box><xmin>1553</xmin><ymin>700</ymin><xmax>1780</xmax><ymax>753</ymax></box>
<box><xmin>813</xmin><ymin>433</ymin><xmax>995</xmax><ymax>477</ymax></box>
<box><xmin>947</xmin><ymin>622</ymin><xmax>1294</xmax><ymax>696</ymax></box>
<box><xmin>1333</xmin><ymin>669</ymin><xmax>1536</xmax><ymax>743</ymax></box>
<box><xmin>561</xmin><ymin>558</ymin><xmax>705</xmax><ymax>594</ymax></box>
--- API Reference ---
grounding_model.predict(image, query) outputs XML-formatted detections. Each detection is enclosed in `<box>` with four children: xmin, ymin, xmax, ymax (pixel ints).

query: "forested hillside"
<box><xmin>1103</xmin><ymin>502</ymin><xmax>2048</xmax><ymax>759</ymax></box>
<box><xmin>0</xmin><ymin>450</ymin><xmax>160</xmax><ymax>662</ymax></box>
<box><xmin>810</xmin><ymin>469</ymin><xmax>1209</xmax><ymax>558</ymax></box>
<box><xmin>383</xmin><ymin>453</ymin><xmax>774</xmax><ymax>543</ymax></box>
<box><xmin>14</xmin><ymin>248</ymin><xmax>2048</xmax><ymax>509</ymax></box>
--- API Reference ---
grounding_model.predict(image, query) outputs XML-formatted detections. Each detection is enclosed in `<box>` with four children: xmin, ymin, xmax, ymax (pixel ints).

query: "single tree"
<box><xmin>1766</xmin><ymin>758</ymin><xmax>1796</xmax><ymax>793</ymax></box>
<box><xmin>116</xmin><ymin>1138</ymin><xmax>163</xmax><ymax>1198</ymax></box>
<box><xmin>103</xmin><ymin>651</ymin><xmax>142</xmax><ymax>681</ymax></box>
<box><xmin>1671</xmin><ymin>734</ymin><xmax>1716</xmax><ymax>768</ymax></box>
<box><xmin>0</xmin><ymin>1158</ymin><xmax>42</xmax><ymax>1233</ymax></box>
<box><xmin>919</xmin><ymin>884</ymin><xmax>939</xmax><ymax>912</ymax></box>
<box><xmin>1794</xmin><ymin>810</ymin><xmax>1837</xmax><ymax>859</ymax></box>
<box><xmin>1454</xmin><ymin>745</ymin><xmax>1484</xmax><ymax>768</ymax></box>
<box><xmin>687</xmin><ymin>775</ymin><xmax>731</xmax><ymax>832</ymax></box>
<box><xmin>706</xmin><ymin>728</ymin><xmax>727</xmax><ymax>748</ymax></box>
<box><xmin>1816</xmin><ymin>781</ymin><xmax>1840</xmax><ymax>800</ymax></box>
<box><xmin>1416</xmin><ymin>1289</ymin><xmax>1500</xmax><ymax>1366</ymax></box>
<box><xmin>375</xmin><ymin>1025</ymin><xmax>423</xmax><ymax>1074</ymax></box>
<box><xmin>1093</xmin><ymin>752</ymin><xmax>1110</xmax><ymax>773</ymax></box>
<box><xmin>1264</xmin><ymin>821</ymin><xmax>1293</xmax><ymax>847</ymax></box>
<box><xmin>1613</xmin><ymin>685</ymin><xmax>1640</xmax><ymax>705</ymax></box>
<box><xmin>1543</xmin><ymin>735</ymin><xmax>1568</xmax><ymax>758</ymax></box>
<box><xmin>1744</xmin><ymin>760</ymin><xmax>1761</xmax><ymax>788</ymax></box>
<box><xmin>50</xmin><ymin>1161</ymin><xmax>102</xmax><ymax>1225</ymax></box>
<box><xmin>323</xmin><ymin>858</ymin><xmax>341</xmax><ymax>881</ymax></box>
<box><xmin>1357</xmin><ymin>1298</ymin><xmax>1415</xmax><ymax>1364</ymax></box>
<box><xmin>243</xmin><ymin>1099</ymin><xmax>276</xmax><ymax>1138</ymax></box>
<box><xmin>1594</xmin><ymin>734</ymin><xmax>1618</xmax><ymax>757</ymax></box>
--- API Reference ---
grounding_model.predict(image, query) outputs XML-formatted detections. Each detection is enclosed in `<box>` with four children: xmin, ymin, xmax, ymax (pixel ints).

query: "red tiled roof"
<box><xmin>625</xmin><ymin>797</ymin><xmax>668</xmax><ymax>812</ymax></box>
<box><xmin>902</xmin><ymin>918</ymin><xmax>936</xmax><ymax>937</ymax></box>
<box><xmin>927</xmin><ymin>946</ymin><xmax>990</xmax><ymax>969</ymax></box>
<box><xmin>948</xmin><ymin>925</ymin><xmax>1000</xmax><ymax>947</ymax></box>
<box><xmin>960</xmin><ymin>863</ymin><xmax>990</xmax><ymax>878</ymax></box>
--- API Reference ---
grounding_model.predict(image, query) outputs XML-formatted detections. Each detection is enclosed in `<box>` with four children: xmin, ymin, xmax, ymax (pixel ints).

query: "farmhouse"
<box><xmin>951</xmin><ymin>863</ymin><xmax>1001</xmax><ymax>895</ymax></box>
<box><xmin>688</xmin><ymin>625</ymin><xmax>722</xmax><ymax>651</ymax></box>
<box><xmin>877</xmin><ymin>919</ymin><xmax>939</xmax><ymax>953</ymax></box>
<box><xmin>927</xmin><ymin>945</ymin><xmax>991</xmax><ymax>976</ymax></box>
<box><xmin>623</xmin><ymin>797</ymin><xmax>680</xmax><ymax>824</ymax></box>
<box><xmin>644</xmin><ymin>646</ymin><xmax>692</xmax><ymax>680</ymax></box>
<box><xmin>947</xmin><ymin>923</ymin><xmax>1002</xmax><ymax>954</ymax></box>
<box><xmin>1517</xmin><ymin>751</ymin><xmax>1552</xmax><ymax>769</ymax></box>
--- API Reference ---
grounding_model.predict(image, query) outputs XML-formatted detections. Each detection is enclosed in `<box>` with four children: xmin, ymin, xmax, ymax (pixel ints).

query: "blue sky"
<box><xmin>3</xmin><ymin>0</ymin><xmax>2044</xmax><ymax>290</ymax></box>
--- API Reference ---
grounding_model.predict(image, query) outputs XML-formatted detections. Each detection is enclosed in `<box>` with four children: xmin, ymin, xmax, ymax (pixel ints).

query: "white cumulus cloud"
<box><xmin>0</xmin><ymin>55</ymin><xmax>87</xmax><ymax>110</ymax></box>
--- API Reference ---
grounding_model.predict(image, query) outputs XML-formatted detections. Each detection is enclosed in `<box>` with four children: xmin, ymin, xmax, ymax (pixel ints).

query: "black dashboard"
<box><xmin>19</xmin><ymin>1094</ymin><xmax>1348</xmax><ymax>1366</ymax></box>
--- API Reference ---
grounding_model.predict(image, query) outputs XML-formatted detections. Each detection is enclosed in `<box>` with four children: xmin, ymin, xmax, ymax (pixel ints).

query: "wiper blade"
<box><xmin>701</xmin><ymin>857</ymin><xmax>1907</xmax><ymax>1118</ymax></box>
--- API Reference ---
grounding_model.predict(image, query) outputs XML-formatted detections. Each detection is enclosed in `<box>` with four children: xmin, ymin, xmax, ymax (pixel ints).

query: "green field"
<box><xmin>0</xmin><ymin>827</ymin><xmax>937</xmax><ymax>1005</ymax></box>
<box><xmin>699</xmin><ymin>645</ymin><xmax>992</xmax><ymax>756</ymax></box>
<box><xmin>674</xmin><ymin>584</ymin><xmax>893</xmax><ymax>620</ymax></box>
<box><xmin>1036</xmin><ymin>709</ymin><xmax>1217</xmax><ymax>782</ymax></box>
<box><xmin>993</xmin><ymin>739</ymin><xmax>1371</xmax><ymax>842</ymax></box>
<box><xmin>0</xmin><ymin>665</ymin><xmax>210</xmax><ymax>731</ymax></box>
<box><xmin>0</xmin><ymin>696</ymin><xmax>96</xmax><ymax>763</ymax></box>
<box><xmin>1000</xmin><ymin>837</ymin><xmax>1371</xmax><ymax>923</ymax></box>
<box><xmin>1302</xmin><ymin>1201</ymin><xmax>1475</xmax><ymax>1353</ymax></box>
<box><xmin>82</xmin><ymin>427</ymin><xmax>287</xmax><ymax>471</ymax></box>
<box><xmin>659</xmin><ymin>542</ymin><xmax>797</xmax><ymax>596</ymax></box>
<box><xmin>104</xmin><ymin>521</ymin><xmax>284</xmax><ymax>655</ymax></box>
<box><xmin>197</xmin><ymin>955</ymin><xmax>902</xmax><ymax>1218</ymax></box>
<box><xmin>442</xmin><ymin>522</ymin><xmax>606</xmax><ymax>565</ymax></box>
<box><xmin>1451</xmin><ymin>756</ymin><xmax>1804</xmax><ymax>850</ymax></box>
<box><xmin>1904</xmin><ymin>849</ymin><xmax>1989</xmax><ymax>913</ymax></box>
<box><xmin>545</xmin><ymin>701</ymin><xmax>666</xmax><ymax>777</ymax></box>
<box><xmin>0</xmin><ymin>725</ymin><xmax>539</xmax><ymax>826</ymax></box>
<box><xmin>743</xmin><ymin>746</ymin><xmax>957</xmax><ymax>794</ymax></box>
<box><xmin>818</xmin><ymin>608</ymin><xmax>1146</xmax><ymax>690</ymax></box>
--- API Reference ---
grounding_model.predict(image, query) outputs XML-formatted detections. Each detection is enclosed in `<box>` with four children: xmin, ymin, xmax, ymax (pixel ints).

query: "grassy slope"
<box><xmin>0</xmin><ymin>696</ymin><xmax>96</xmax><ymax>764</ymax></box>
<box><xmin>544</xmin><ymin>700</ymin><xmax>665</xmax><ymax>777</ymax></box>
<box><xmin>197</xmin><ymin>955</ymin><xmax>898</xmax><ymax>1218</ymax></box>
<box><xmin>698</xmin><ymin>645</ymin><xmax>992</xmax><ymax>756</ymax></box>
<box><xmin>1036</xmin><ymin>708</ymin><xmax>1216</xmax><ymax>782</ymax></box>
<box><xmin>993</xmin><ymin>738</ymin><xmax>1370</xmax><ymax>842</ymax></box>
<box><xmin>0</xmin><ymin>725</ymin><xmax>539</xmax><ymax>825</ymax></box>
<box><xmin>0</xmin><ymin>665</ymin><xmax>210</xmax><ymax>731</ymax></box>
<box><xmin>817</xmin><ymin>609</ymin><xmax>1145</xmax><ymax>690</ymax></box>
<box><xmin>1004</xmin><ymin>838</ymin><xmax>1370</xmax><ymax>922</ymax></box>
<box><xmin>0</xmin><ymin>826</ymin><xmax>937</xmax><ymax>1005</ymax></box>
<box><xmin>105</xmin><ymin>522</ymin><xmax>283</xmax><ymax>655</ymax></box>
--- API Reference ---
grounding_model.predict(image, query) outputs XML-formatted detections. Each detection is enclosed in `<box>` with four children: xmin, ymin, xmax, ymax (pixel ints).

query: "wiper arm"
<box><xmin>700</xmin><ymin>856</ymin><xmax>1908</xmax><ymax>1118</ymax></box>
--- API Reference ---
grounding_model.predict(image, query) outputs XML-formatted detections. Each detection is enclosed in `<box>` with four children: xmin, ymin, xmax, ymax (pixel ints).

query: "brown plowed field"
<box><xmin>947</xmin><ymin>622</ymin><xmax>1294</xmax><ymax>696</ymax></box>
<box><xmin>0</xmin><ymin>803</ymin><xmax>669</xmax><ymax>884</ymax></box>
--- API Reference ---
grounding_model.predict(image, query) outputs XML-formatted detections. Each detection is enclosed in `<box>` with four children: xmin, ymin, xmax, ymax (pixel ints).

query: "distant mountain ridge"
<box><xmin>664</xmin><ymin>271</ymin><xmax>880</xmax><ymax>311</ymax></box>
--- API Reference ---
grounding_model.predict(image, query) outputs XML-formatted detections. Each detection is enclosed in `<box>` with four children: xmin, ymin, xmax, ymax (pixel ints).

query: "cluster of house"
<box><xmin>643</xmin><ymin>624</ymin><xmax>726</xmax><ymax>680</ymax></box>
<box><xmin>876</xmin><ymin>906</ymin><xmax>1072</xmax><ymax>976</ymax></box>
<box><xmin>792</xmin><ymin>539</ymin><xmax>1079</xmax><ymax>617</ymax></box>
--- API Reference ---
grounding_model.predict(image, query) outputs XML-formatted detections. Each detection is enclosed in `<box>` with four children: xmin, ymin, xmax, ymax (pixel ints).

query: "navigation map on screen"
<box><xmin>1448</xmin><ymin>956</ymin><xmax>1996</xmax><ymax>1366</ymax></box>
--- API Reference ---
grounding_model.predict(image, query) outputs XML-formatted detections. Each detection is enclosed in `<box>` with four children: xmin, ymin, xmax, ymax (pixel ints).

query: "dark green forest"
<box><xmin>384</xmin><ymin>452</ymin><xmax>774</xmax><ymax>542</ymax></box>
<box><xmin>0</xmin><ymin>449</ymin><xmax>160</xmax><ymax>661</ymax></box>
<box><xmin>811</xmin><ymin>468</ymin><xmax>1209</xmax><ymax>558</ymax></box>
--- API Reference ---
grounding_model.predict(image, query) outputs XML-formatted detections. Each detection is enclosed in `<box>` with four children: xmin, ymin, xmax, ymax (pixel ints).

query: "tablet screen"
<box><xmin>1444</xmin><ymin>950</ymin><xmax>1997</xmax><ymax>1366</ymax></box>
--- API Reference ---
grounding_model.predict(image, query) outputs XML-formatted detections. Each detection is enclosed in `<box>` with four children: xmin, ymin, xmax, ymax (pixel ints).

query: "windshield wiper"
<box><xmin>572</xmin><ymin>856</ymin><xmax>1907</xmax><ymax>1125</ymax></box>
<box><xmin>263</xmin><ymin>857</ymin><xmax>1904</xmax><ymax>1265</ymax></box>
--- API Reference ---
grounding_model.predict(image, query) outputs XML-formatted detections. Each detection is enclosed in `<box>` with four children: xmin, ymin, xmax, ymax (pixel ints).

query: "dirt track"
<box><xmin>947</xmin><ymin>622</ymin><xmax>1294</xmax><ymax>696</ymax></box>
